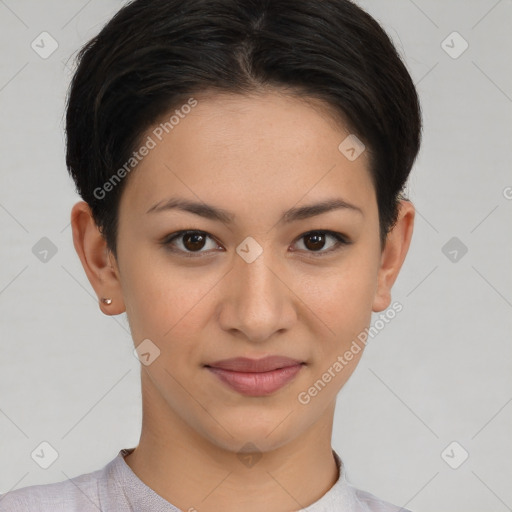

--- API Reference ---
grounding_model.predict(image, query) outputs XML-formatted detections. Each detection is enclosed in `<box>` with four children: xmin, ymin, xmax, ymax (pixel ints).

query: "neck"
<box><xmin>123</xmin><ymin>374</ymin><xmax>339</xmax><ymax>512</ymax></box>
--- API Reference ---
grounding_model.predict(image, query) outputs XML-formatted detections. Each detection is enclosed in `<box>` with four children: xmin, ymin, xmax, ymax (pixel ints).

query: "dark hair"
<box><xmin>65</xmin><ymin>0</ymin><xmax>421</xmax><ymax>259</ymax></box>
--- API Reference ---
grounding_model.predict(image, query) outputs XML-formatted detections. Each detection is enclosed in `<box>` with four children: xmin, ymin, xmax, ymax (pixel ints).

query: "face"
<box><xmin>101</xmin><ymin>91</ymin><xmax>396</xmax><ymax>452</ymax></box>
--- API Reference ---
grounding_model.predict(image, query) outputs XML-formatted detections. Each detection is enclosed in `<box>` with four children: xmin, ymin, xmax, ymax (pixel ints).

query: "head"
<box><xmin>68</xmin><ymin>0</ymin><xmax>420</xmax><ymax>453</ymax></box>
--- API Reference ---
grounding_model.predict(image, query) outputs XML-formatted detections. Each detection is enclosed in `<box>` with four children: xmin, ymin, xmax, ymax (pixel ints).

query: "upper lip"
<box><xmin>205</xmin><ymin>356</ymin><xmax>304</xmax><ymax>373</ymax></box>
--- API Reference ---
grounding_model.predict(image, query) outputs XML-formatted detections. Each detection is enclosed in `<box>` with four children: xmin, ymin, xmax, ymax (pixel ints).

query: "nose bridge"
<box><xmin>220</xmin><ymin>241</ymin><xmax>294</xmax><ymax>342</ymax></box>
<box><xmin>240</xmin><ymin>251</ymin><xmax>278</xmax><ymax>302</ymax></box>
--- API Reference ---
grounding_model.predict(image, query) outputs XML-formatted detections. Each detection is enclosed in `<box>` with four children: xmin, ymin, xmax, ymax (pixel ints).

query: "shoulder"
<box><xmin>0</xmin><ymin>466</ymin><xmax>107</xmax><ymax>512</ymax></box>
<box><xmin>352</xmin><ymin>486</ymin><xmax>413</xmax><ymax>512</ymax></box>
<box><xmin>331</xmin><ymin>451</ymin><xmax>413</xmax><ymax>512</ymax></box>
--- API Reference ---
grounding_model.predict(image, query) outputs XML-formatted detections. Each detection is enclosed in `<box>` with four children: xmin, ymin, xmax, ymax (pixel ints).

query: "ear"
<box><xmin>70</xmin><ymin>201</ymin><xmax>125</xmax><ymax>315</ymax></box>
<box><xmin>372</xmin><ymin>199</ymin><xmax>415</xmax><ymax>312</ymax></box>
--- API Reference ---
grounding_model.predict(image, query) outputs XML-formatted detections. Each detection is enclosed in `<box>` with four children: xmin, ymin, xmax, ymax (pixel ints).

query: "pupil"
<box><xmin>306</xmin><ymin>233</ymin><xmax>325</xmax><ymax>251</ymax></box>
<box><xmin>184</xmin><ymin>233</ymin><xmax>205</xmax><ymax>251</ymax></box>
<box><xmin>181</xmin><ymin>232</ymin><xmax>327</xmax><ymax>252</ymax></box>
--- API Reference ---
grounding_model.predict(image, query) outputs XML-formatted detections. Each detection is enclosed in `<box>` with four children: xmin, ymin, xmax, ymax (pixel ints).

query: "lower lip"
<box><xmin>206</xmin><ymin>364</ymin><xmax>304</xmax><ymax>396</ymax></box>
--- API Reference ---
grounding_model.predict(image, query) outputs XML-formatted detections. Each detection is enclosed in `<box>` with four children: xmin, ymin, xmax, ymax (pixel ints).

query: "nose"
<box><xmin>217</xmin><ymin>250</ymin><xmax>297</xmax><ymax>343</ymax></box>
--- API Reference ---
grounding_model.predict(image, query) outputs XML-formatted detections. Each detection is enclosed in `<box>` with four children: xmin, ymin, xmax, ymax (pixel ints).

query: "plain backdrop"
<box><xmin>0</xmin><ymin>1</ymin><xmax>511</xmax><ymax>510</ymax></box>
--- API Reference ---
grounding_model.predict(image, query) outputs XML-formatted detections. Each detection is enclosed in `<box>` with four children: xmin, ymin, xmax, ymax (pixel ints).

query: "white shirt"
<box><xmin>0</xmin><ymin>448</ymin><xmax>412</xmax><ymax>511</ymax></box>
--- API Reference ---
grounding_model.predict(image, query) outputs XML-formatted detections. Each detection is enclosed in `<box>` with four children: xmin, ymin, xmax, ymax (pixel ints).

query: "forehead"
<box><xmin>119</xmin><ymin>91</ymin><xmax>375</xmax><ymax>222</ymax></box>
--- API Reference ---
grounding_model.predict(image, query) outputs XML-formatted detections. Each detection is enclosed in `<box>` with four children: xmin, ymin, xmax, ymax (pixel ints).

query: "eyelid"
<box><xmin>294</xmin><ymin>229</ymin><xmax>349</xmax><ymax>243</ymax></box>
<box><xmin>161</xmin><ymin>230</ymin><xmax>222</xmax><ymax>257</ymax></box>
<box><xmin>290</xmin><ymin>230</ymin><xmax>351</xmax><ymax>257</ymax></box>
<box><xmin>161</xmin><ymin>229</ymin><xmax>351</xmax><ymax>258</ymax></box>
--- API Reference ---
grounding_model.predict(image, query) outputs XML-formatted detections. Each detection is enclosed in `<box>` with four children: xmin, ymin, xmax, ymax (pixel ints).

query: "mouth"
<box><xmin>204</xmin><ymin>356</ymin><xmax>305</xmax><ymax>396</ymax></box>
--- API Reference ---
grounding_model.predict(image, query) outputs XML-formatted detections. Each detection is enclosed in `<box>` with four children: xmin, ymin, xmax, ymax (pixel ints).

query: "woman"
<box><xmin>0</xmin><ymin>0</ymin><xmax>420</xmax><ymax>510</ymax></box>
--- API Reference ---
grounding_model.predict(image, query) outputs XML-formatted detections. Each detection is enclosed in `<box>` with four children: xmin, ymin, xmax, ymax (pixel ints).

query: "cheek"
<box><xmin>121</xmin><ymin>232</ymin><xmax>380</xmax><ymax>357</ymax></box>
<box><xmin>121</xmin><ymin>258</ymin><xmax>229</xmax><ymax>372</ymax></box>
<box><xmin>298</xmin><ymin>254</ymin><xmax>379</xmax><ymax>351</ymax></box>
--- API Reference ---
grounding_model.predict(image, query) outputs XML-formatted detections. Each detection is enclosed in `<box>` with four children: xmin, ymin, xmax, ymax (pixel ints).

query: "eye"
<box><xmin>292</xmin><ymin>230</ymin><xmax>350</xmax><ymax>256</ymax></box>
<box><xmin>161</xmin><ymin>230</ymin><xmax>221</xmax><ymax>257</ymax></box>
<box><xmin>161</xmin><ymin>229</ymin><xmax>351</xmax><ymax>258</ymax></box>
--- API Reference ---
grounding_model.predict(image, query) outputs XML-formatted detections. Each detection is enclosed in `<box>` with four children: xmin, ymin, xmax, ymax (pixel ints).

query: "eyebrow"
<box><xmin>146</xmin><ymin>196</ymin><xmax>363</xmax><ymax>224</ymax></box>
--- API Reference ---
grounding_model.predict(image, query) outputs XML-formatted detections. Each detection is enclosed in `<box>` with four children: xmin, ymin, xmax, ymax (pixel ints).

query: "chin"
<box><xmin>194</xmin><ymin>407</ymin><xmax>306</xmax><ymax>454</ymax></box>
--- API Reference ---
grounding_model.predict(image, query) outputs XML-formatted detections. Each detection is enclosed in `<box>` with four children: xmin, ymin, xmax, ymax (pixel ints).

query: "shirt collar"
<box><xmin>110</xmin><ymin>447</ymin><xmax>359</xmax><ymax>511</ymax></box>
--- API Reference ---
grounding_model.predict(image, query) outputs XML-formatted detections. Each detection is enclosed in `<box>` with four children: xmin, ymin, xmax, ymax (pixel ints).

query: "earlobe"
<box><xmin>372</xmin><ymin>200</ymin><xmax>415</xmax><ymax>312</ymax></box>
<box><xmin>70</xmin><ymin>201</ymin><xmax>125</xmax><ymax>315</ymax></box>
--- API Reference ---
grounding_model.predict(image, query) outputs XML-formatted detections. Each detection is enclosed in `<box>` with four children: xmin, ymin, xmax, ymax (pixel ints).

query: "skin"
<box><xmin>71</xmin><ymin>90</ymin><xmax>414</xmax><ymax>512</ymax></box>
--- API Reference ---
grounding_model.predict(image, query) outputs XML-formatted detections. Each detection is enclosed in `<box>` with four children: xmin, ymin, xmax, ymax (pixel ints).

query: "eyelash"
<box><xmin>160</xmin><ymin>230</ymin><xmax>351</xmax><ymax>258</ymax></box>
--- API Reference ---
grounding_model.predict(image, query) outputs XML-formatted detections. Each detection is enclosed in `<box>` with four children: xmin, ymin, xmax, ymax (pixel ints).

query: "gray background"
<box><xmin>0</xmin><ymin>1</ymin><xmax>511</xmax><ymax>510</ymax></box>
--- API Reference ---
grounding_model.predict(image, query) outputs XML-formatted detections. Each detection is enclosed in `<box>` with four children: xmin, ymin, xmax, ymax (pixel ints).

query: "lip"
<box><xmin>206</xmin><ymin>356</ymin><xmax>303</xmax><ymax>372</ymax></box>
<box><xmin>205</xmin><ymin>356</ymin><xmax>305</xmax><ymax>396</ymax></box>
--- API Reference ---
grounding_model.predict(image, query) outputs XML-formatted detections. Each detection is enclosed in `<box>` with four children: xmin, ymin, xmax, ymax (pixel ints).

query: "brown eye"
<box><xmin>293</xmin><ymin>230</ymin><xmax>350</xmax><ymax>255</ymax></box>
<box><xmin>182</xmin><ymin>232</ymin><xmax>207</xmax><ymax>251</ymax></box>
<box><xmin>162</xmin><ymin>230</ymin><xmax>220</xmax><ymax>256</ymax></box>
<box><xmin>303</xmin><ymin>232</ymin><xmax>327</xmax><ymax>251</ymax></box>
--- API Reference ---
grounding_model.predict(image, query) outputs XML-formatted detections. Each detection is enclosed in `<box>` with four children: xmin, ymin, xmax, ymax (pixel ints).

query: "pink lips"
<box><xmin>205</xmin><ymin>356</ymin><xmax>304</xmax><ymax>396</ymax></box>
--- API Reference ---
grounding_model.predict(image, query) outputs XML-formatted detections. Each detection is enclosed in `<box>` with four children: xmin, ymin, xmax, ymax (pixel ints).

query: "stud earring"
<box><xmin>101</xmin><ymin>298</ymin><xmax>112</xmax><ymax>305</ymax></box>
